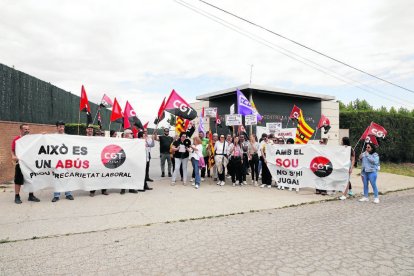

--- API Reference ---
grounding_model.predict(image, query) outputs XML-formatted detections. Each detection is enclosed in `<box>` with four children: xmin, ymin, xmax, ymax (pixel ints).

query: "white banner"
<box><xmin>266</xmin><ymin>122</ymin><xmax>282</xmax><ymax>133</ymax></box>
<box><xmin>266</xmin><ymin>144</ymin><xmax>351</xmax><ymax>190</ymax></box>
<box><xmin>204</xmin><ymin>107</ymin><xmax>217</xmax><ymax>117</ymax></box>
<box><xmin>225</xmin><ymin>114</ymin><xmax>242</xmax><ymax>126</ymax></box>
<box><xmin>16</xmin><ymin>134</ymin><xmax>146</xmax><ymax>192</ymax></box>
<box><xmin>245</xmin><ymin>114</ymin><xmax>257</xmax><ymax>126</ymax></box>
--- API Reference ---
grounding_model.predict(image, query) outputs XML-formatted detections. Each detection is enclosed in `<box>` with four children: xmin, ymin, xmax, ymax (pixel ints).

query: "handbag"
<box><xmin>198</xmin><ymin>155</ymin><xmax>206</xmax><ymax>168</ymax></box>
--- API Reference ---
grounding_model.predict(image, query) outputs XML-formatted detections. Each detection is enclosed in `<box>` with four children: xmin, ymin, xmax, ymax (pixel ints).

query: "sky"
<box><xmin>1</xmin><ymin>0</ymin><xmax>414</xmax><ymax>127</ymax></box>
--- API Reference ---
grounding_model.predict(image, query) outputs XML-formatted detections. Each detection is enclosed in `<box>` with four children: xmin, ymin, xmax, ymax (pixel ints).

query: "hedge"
<box><xmin>340</xmin><ymin>111</ymin><xmax>414</xmax><ymax>163</ymax></box>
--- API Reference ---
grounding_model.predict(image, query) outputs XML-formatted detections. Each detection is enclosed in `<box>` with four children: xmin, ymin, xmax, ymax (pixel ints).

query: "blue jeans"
<box><xmin>191</xmin><ymin>158</ymin><xmax>201</xmax><ymax>185</ymax></box>
<box><xmin>362</xmin><ymin>171</ymin><xmax>378</xmax><ymax>198</ymax></box>
<box><xmin>53</xmin><ymin>191</ymin><xmax>72</xmax><ymax>198</ymax></box>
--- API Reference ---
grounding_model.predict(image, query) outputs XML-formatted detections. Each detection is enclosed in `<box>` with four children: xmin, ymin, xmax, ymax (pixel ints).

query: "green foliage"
<box><xmin>340</xmin><ymin>111</ymin><xmax>414</xmax><ymax>162</ymax></box>
<box><xmin>167</xmin><ymin>114</ymin><xmax>176</xmax><ymax>126</ymax></box>
<box><xmin>64</xmin><ymin>123</ymin><xmax>100</xmax><ymax>136</ymax></box>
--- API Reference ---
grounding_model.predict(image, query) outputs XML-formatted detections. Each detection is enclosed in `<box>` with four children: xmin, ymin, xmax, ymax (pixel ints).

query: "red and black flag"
<box><xmin>100</xmin><ymin>94</ymin><xmax>113</xmax><ymax>108</ymax></box>
<box><xmin>164</xmin><ymin>90</ymin><xmax>197</xmax><ymax>120</ymax></box>
<box><xmin>97</xmin><ymin>110</ymin><xmax>102</xmax><ymax>129</ymax></box>
<box><xmin>216</xmin><ymin>112</ymin><xmax>222</xmax><ymax>128</ymax></box>
<box><xmin>154</xmin><ymin>97</ymin><xmax>166</xmax><ymax>125</ymax></box>
<box><xmin>80</xmin><ymin>85</ymin><xmax>92</xmax><ymax>124</ymax></box>
<box><xmin>110</xmin><ymin>98</ymin><xmax>123</xmax><ymax>123</ymax></box>
<box><xmin>289</xmin><ymin>105</ymin><xmax>302</xmax><ymax>120</ymax></box>
<box><xmin>124</xmin><ymin>101</ymin><xmax>143</xmax><ymax>129</ymax></box>
<box><xmin>317</xmin><ymin>114</ymin><xmax>331</xmax><ymax>134</ymax></box>
<box><xmin>186</xmin><ymin>120</ymin><xmax>195</xmax><ymax>138</ymax></box>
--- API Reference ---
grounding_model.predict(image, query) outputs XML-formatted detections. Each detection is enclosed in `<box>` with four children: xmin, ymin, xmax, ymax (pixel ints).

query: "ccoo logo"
<box><xmin>310</xmin><ymin>156</ymin><xmax>333</xmax><ymax>177</ymax></box>
<box><xmin>101</xmin><ymin>145</ymin><xmax>126</xmax><ymax>169</ymax></box>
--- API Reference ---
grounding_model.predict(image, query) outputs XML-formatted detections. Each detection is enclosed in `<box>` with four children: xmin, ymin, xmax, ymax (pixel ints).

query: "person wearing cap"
<box><xmin>138</xmin><ymin>129</ymin><xmax>154</xmax><ymax>191</ymax></box>
<box><xmin>120</xmin><ymin>129</ymin><xmax>138</xmax><ymax>194</ymax></box>
<box><xmin>87</xmin><ymin>124</ymin><xmax>109</xmax><ymax>197</ymax></box>
<box><xmin>12</xmin><ymin>123</ymin><xmax>41</xmax><ymax>204</ymax></box>
<box><xmin>52</xmin><ymin>121</ymin><xmax>75</xmax><ymax>202</ymax></box>
<box><xmin>154</xmin><ymin>127</ymin><xmax>173</xmax><ymax>177</ymax></box>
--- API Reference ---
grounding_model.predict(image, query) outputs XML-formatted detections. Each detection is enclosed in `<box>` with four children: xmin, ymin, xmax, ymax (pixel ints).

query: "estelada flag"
<box><xmin>154</xmin><ymin>97</ymin><xmax>166</xmax><ymax>125</ymax></box>
<box><xmin>100</xmin><ymin>94</ymin><xmax>113</xmax><ymax>108</ymax></box>
<box><xmin>110</xmin><ymin>98</ymin><xmax>123</xmax><ymax>123</ymax></box>
<box><xmin>164</xmin><ymin>90</ymin><xmax>197</xmax><ymax>120</ymax></box>
<box><xmin>368</xmin><ymin>122</ymin><xmax>388</xmax><ymax>138</ymax></box>
<box><xmin>289</xmin><ymin>105</ymin><xmax>302</xmax><ymax>120</ymax></box>
<box><xmin>176</xmin><ymin>116</ymin><xmax>186</xmax><ymax>134</ymax></box>
<box><xmin>295</xmin><ymin>110</ymin><xmax>315</xmax><ymax>144</ymax></box>
<box><xmin>124</xmin><ymin>101</ymin><xmax>143</xmax><ymax>129</ymax></box>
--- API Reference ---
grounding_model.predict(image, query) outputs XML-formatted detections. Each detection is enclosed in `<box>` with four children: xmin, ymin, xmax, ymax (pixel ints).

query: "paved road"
<box><xmin>1</xmin><ymin>189</ymin><xmax>413</xmax><ymax>275</ymax></box>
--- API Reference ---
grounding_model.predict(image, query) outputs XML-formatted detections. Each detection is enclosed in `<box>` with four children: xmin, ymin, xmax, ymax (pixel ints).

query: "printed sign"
<box><xmin>204</xmin><ymin>107</ymin><xmax>217</xmax><ymax>118</ymax></box>
<box><xmin>225</xmin><ymin>114</ymin><xmax>242</xmax><ymax>126</ymax></box>
<box><xmin>266</xmin><ymin>122</ymin><xmax>282</xmax><ymax>133</ymax></box>
<box><xmin>16</xmin><ymin>134</ymin><xmax>146</xmax><ymax>192</ymax></box>
<box><xmin>245</xmin><ymin>114</ymin><xmax>257</xmax><ymax>126</ymax></box>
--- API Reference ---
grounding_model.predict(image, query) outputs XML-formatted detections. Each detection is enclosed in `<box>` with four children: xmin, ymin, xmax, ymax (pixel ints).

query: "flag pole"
<box><xmin>92</xmin><ymin>106</ymin><xmax>101</xmax><ymax>125</ymax></box>
<box><xmin>285</xmin><ymin>117</ymin><xmax>291</xmax><ymax>129</ymax></box>
<box><xmin>77</xmin><ymin>111</ymin><xmax>81</xmax><ymax>135</ymax></box>
<box><xmin>312</xmin><ymin>127</ymin><xmax>319</xmax><ymax>141</ymax></box>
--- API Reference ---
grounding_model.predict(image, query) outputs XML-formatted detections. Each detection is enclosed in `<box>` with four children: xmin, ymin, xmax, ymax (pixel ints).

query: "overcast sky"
<box><xmin>1</xmin><ymin>0</ymin><xmax>413</xmax><ymax>126</ymax></box>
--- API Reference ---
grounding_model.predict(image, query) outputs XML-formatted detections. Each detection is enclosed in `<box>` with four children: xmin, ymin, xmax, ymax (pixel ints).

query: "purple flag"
<box><xmin>198</xmin><ymin>107</ymin><xmax>205</xmax><ymax>135</ymax></box>
<box><xmin>237</xmin><ymin>89</ymin><xmax>254</xmax><ymax>116</ymax></box>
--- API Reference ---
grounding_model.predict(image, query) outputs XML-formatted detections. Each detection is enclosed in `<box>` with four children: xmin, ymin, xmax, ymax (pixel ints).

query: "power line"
<box><xmin>198</xmin><ymin>0</ymin><xmax>414</xmax><ymax>94</ymax></box>
<box><xmin>175</xmin><ymin>0</ymin><xmax>414</xmax><ymax>108</ymax></box>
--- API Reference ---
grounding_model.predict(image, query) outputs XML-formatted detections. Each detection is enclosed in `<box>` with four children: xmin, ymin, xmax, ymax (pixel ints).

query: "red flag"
<box><xmin>132</xmin><ymin>126</ymin><xmax>138</xmax><ymax>138</ymax></box>
<box><xmin>368</xmin><ymin>122</ymin><xmax>388</xmax><ymax>138</ymax></box>
<box><xmin>365</xmin><ymin>135</ymin><xmax>379</xmax><ymax>146</ymax></box>
<box><xmin>158</xmin><ymin>97</ymin><xmax>166</xmax><ymax>120</ymax></box>
<box><xmin>110</xmin><ymin>98</ymin><xmax>123</xmax><ymax>123</ymax></box>
<box><xmin>317</xmin><ymin>115</ymin><xmax>330</xmax><ymax>129</ymax></box>
<box><xmin>360</xmin><ymin>126</ymin><xmax>370</xmax><ymax>141</ymax></box>
<box><xmin>100</xmin><ymin>94</ymin><xmax>113</xmax><ymax>108</ymax></box>
<box><xmin>164</xmin><ymin>90</ymin><xmax>197</xmax><ymax>120</ymax></box>
<box><xmin>289</xmin><ymin>105</ymin><xmax>302</xmax><ymax>119</ymax></box>
<box><xmin>216</xmin><ymin>112</ymin><xmax>222</xmax><ymax>127</ymax></box>
<box><xmin>143</xmin><ymin>121</ymin><xmax>149</xmax><ymax>130</ymax></box>
<box><xmin>124</xmin><ymin>101</ymin><xmax>143</xmax><ymax>129</ymax></box>
<box><xmin>80</xmin><ymin>85</ymin><xmax>91</xmax><ymax>113</ymax></box>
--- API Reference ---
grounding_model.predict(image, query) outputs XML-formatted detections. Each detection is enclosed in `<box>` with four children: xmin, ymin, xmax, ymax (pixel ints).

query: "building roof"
<box><xmin>196</xmin><ymin>83</ymin><xmax>336</xmax><ymax>101</ymax></box>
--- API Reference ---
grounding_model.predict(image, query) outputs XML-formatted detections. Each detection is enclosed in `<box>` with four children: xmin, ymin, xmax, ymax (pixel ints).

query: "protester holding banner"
<box><xmin>228</xmin><ymin>136</ymin><xmax>243</xmax><ymax>186</ymax></box>
<box><xmin>189</xmin><ymin>136</ymin><xmax>203</xmax><ymax>189</ymax></box>
<box><xmin>52</xmin><ymin>121</ymin><xmax>75</xmax><ymax>202</ymax></box>
<box><xmin>247</xmin><ymin>134</ymin><xmax>260</xmax><ymax>186</ymax></box>
<box><xmin>12</xmin><ymin>124</ymin><xmax>41</xmax><ymax>204</ymax></box>
<box><xmin>88</xmin><ymin>124</ymin><xmax>109</xmax><ymax>197</ymax></box>
<box><xmin>214</xmin><ymin>134</ymin><xmax>229</xmax><ymax>186</ymax></box>
<box><xmin>359</xmin><ymin>142</ymin><xmax>380</xmax><ymax>203</ymax></box>
<box><xmin>120</xmin><ymin>129</ymin><xmax>139</xmax><ymax>194</ymax></box>
<box><xmin>339</xmin><ymin>137</ymin><xmax>355</xmax><ymax>200</ymax></box>
<box><xmin>171</xmin><ymin>133</ymin><xmax>191</xmax><ymax>185</ymax></box>
<box><xmin>259</xmin><ymin>134</ymin><xmax>272</xmax><ymax>188</ymax></box>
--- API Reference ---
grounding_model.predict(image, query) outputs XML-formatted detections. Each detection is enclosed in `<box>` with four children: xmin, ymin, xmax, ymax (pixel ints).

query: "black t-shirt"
<box><xmin>173</xmin><ymin>140</ymin><xmax>190</xmax><ymax>159</ymax></box>
<box><xmin>159</xmin><ymin>135</ymin><xmax>174</xmax><ymax>154</ymax></box>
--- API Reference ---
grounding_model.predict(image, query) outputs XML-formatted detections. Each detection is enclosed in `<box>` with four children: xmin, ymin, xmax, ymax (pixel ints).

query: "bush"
<box><xmin>340</xmin><ymin>111</ymin><xmax>414</xmax><ymax>162</ymax></box>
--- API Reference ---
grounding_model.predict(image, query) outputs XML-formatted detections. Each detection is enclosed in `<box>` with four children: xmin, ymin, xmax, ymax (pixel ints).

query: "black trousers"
<box><xmin>230</xmin><ymin>157</ymin><xmax>243</xmax><ymax>183</ymax></box>
<box><xmin>249</xmin><ymin>154</ymin><xmax>259</xmax><ymax>181</ymax></box>
<box><xmin>260</xmin><ymin>156</ymin><xmax>272</xmax><ymax>185</ymax></box>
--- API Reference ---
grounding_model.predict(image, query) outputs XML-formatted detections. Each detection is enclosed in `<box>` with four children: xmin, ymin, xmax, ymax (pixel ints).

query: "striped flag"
<box><xmin>295</xmin><ymin>110</ymin><xmax>315</xmax><ymax>144</ymax></box>
<box><xmin>175</xmin><ymin>116</ymin><xmax>186</xmax><ymax>134</ymax></box>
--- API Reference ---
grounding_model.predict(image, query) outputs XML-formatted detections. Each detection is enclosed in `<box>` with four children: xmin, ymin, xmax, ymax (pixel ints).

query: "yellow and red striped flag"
<box><xmin>295</xmin><ymin>110</ymin><xmax>315</xmax><ymax>144</ymax></box>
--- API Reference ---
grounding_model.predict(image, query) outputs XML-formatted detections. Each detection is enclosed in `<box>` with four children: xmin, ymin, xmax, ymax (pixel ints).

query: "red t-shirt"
<box><xmin>11</xmin><ymin>136</ymin><xmax>21</xmax><ymax>153</ymax></box>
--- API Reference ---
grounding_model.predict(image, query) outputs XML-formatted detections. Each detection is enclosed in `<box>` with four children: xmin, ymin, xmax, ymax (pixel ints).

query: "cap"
<box><xmin>87</xmin><ymin>124</ymin><xmax>94</xmax><ymax>128</ymax></box>
<box><xmin>56</xmin><ymin>120</ymin><xmax>65</xmax><ymax>126</ymax></box>
<box><xmin>124</xmin><ymin>129</ymin><xmax>133</xmax><ymax>134</ymax></box>
<box><xmin>164</xmin><ymin>127</ymin><xmax>170</xmax><ymax>131</ymax></box>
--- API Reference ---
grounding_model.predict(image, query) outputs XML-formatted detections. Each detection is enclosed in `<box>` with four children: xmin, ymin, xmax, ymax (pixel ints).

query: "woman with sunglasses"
<box><xmin>359</xmin><ymin>142</ymin><xmax>380</xmax><ymax>203</ymax></box>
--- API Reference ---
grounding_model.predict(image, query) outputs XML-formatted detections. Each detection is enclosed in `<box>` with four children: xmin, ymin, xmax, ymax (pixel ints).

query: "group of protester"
<box><xmin>12</xmin><ymin>123</ymin><xmax>381</xmax><ymax>204</ymax></box>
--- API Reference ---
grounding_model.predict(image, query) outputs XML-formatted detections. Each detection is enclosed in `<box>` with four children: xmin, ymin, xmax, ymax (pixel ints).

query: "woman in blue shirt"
<box><xmin>359</xmin><ymin>142</ymin><xmax>380</xmax><ymax>203</ymax></box>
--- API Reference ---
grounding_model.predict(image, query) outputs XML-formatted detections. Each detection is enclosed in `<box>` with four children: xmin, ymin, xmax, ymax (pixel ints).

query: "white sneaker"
<box><xmin>226</xmin><ymin>175</ymin><xmax>232</xmax><ymax>179</ymax></box>
<box><xmin>190</xmin><ymin>178</ymin><xmax>194</xmax><ymax>182</ymax></box>
<box><xmin>235</xmin><ymin>181</ymin><xmax>239</xmax><ymax>185</ymax></box>
<box><xmin>217</xmin><ymin>181</ymin><xmax>221</xmax><ymax>185</ymax></box>
<box><xmin>195</xmin><ymin>185</ymin><xmax>199</xmax><ymax>189</ymax></box>
<box><xmin>295</xmin><ymin>188</ymin><xmax>299</xmax><ymax>192</ymax></box>
<box><xmin>260</xmin><ymin>184</ymin><xmax>266</xmax><ymax>188</ymax></box>
<box><xmin>373</xmin><ymin>198</ymin><xmax>379</xmax><ymax>204</ymax></box>
<box><xmin>281</xmin><ymin>186</ymin><xmax>285</xmax><ymax>190</ymax></box>
<box><xmin>277</xmin><ymin>186</ymin><xmax>281</xmax><ymax>190</ymax></box>
<box><xmin>243</xmin><ymin>181</ymin><xmax>247</xmax><ymax>185</ymax></box>
<box><xmin>183</xmin><ymin>182</ymin><xmax>187</xmax><ymax>186</ymax></box>
<box><xmin>220</xmin><ymin>181</ymin><xmax>225</xmax><ymax>186</ymax></box>
<box><xmin>201</xmin><ymin>178</ymin><xmax>205</xmax><ymax>182</ymax></box>
<box><xmin>288</xmin><ymin>187</ymin><xmax>293</xmax><ymax>191</ymax></box>
<box><xmin>267</xmin><ymin>185</ymin><xmax>271</xmax><ymax>188</ymax></box>
<box><xmin>254</xmin><ymin>181</ymin><xmax>258</xmax><ymax>186</ymax></box>
<box><xmin>339</xmin><ymin>195</ymin><xmax>347</xmax><ymax>200</ymax></box>
<box><xmin>232</xmin><ymin>182</ymin><xmax>236</xmax><ymax>187</ymax></box>
<box><xmin>191</xmin><ymin>182</ymin><xmax>195</xmax><ymax>186</ymax></box>
<box><xmin>171</xmin><ymin>181</ymin><xmax>175</xmax><ymax>186</ymax></box>
<box><xmin>359</xmin><ymin>197</ymin><xmax>369</xmax><ymax>202</ymax></box>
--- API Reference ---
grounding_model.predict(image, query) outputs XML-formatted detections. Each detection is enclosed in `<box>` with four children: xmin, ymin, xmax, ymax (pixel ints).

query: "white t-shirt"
<box><xmin>214</xmin><ymin>141</ymin><xmax>229</xmax><ymax>155</ymax></box>
<box><xmin>190</xmin><ymin>144</ymin><xmax>203</xmax><ymax>160</ymax></box>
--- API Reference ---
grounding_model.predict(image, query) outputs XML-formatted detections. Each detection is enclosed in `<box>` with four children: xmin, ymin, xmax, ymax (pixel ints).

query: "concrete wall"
<box><xmin>0</xmin><ymin>121</ymin><xmax>55</xmax><ymax>183</ymax></box>
<box><xmin>321</xmin><ymin>101</ymin><xmax>340</xmax><ymax>145</ymax></box>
